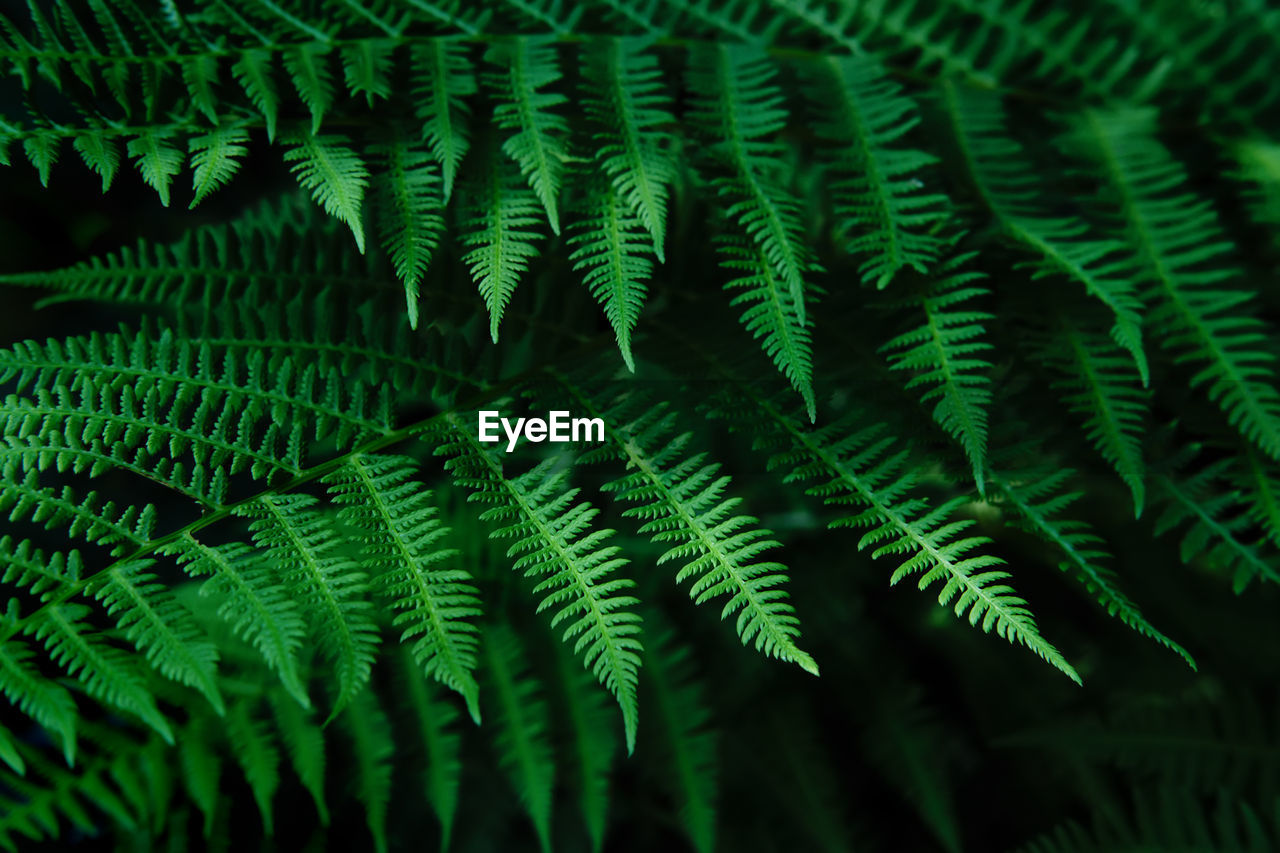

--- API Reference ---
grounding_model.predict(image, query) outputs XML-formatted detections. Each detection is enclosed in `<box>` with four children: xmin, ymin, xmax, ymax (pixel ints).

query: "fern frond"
<box><xmin>341</xmin><ymin>37</ymin><xmax>394</xmax><ymax>106</ymax></box>
<box><xmin>688</xmin><ymin>43</ymin><xmax>813</xmax><ymax>324</ymax></box>
<box><xmin>426</xmin><ymin>413</ymin><xmax>643</xmax><ymax>752</ymax></box>
<box><xmin>25</xmin><ymin>603</ymin><xmax>174</xmax><ymax>743</ymax></box>
<box><xmin>581</xmin><ymin>37</ymin><xmax>677</xmax><ymax>260</ymax></box>
<box><xmin>224</xmin><ymin>701</ymin><xmax>280</xmax><ymax>834</ymax></box>
<box><xmin>188</xmin><ymin>124</ymin><xmax>249</xmax><ymax>209</ymax></box>
<box><xmin>266</xmin><ymin>687</ymin><xmax>328</xmax><ymax>824</ymax></box>
<box><xmin>398</xmin><ymin>647</ymin><xmax>462</xmax><ymax>850</ymax></box>
<box><xmin>0</xmin><ymin>638</ymin><xmax>78</xmax><ymax>765</ymax></box>
<box><xmin>323</xmin><ymin>453</ymin><xmax>482</xmax><ymax>722</ymax></box>
<box><xmin>283</xmin><ymin>133</ymin><xmax>369</xmax><ymax>252</ymax></box>
<box><xmin>371</xmin><ymin>133</ymin><xmax>445</xmax><ymax>328</ymax></box>
<box><xmin>234</xmin><ymin>494</ymin><xmax>380</xmax><ymax>715</ymax></box>
<box><xmin>342</xmin><ymin>687</ymin><xmax>394</xmax><ymax>853</ymax></box>
<box><xmin>461</xmin><ymin>145</ymin><xmax>545</xmax><ymax>343</ymax></box>
<box><xmin>232</xmin><ymin>48</ymin><xmax>280</xmax><ymax>141</ymax></box>
<box><xmin>412</xmin><ymin>37</ymin><xmax>475</xmax><ymax>200</ymax></box>
<box><xmin>551</xmin><ymin>628</ymin><xmax>618</xmax><ymax>853</ymax></box>
<box><xmin>644</xmin><ymin>624</ymin><xmax>718</xmax><ymax>853</ymax></box>
<box><xmin>159</xmin><ymin>535</ymin><xmax>310</xmax><ymax>708</ymax></box>
<box><xmin>550</xmin><ymin>379</ymin><xmax>819</xmax><ymax>675</ymax></box>
<box><xmin>284</xmin><ymin>42</ymin><xmax>336</xmax><ymax>134</ymax></box>
<box><xmin>717</xmin><ymin>237</ymin><xmax>815</xmax><ymax>421</ymax></box>
<box><xmin>879</xmin><ymin>250</ymin><xmax>992</xmax><ymax>494</ymax></box>
<box><xmin>1068</xmin><ymin>108</ymin><xmax>1280</xmax><ymax>460</ymax></box>
<box><xmin>568</xmin><ymin>180</ymin><xmax>654</xmax><ymax>371</ymax></box>
<box><xmin>988</xmin><ymin>462</ymin><xmax>1190</xmax><ymax>667</ymax></box>
<box><xmin>90</xmin><ymin>561</ymin><xmax>224</xmax><ymax>713</ymax></box>
<box><xmin>485</xmin><ymin>36</ymin><xmax>569</xmax><ymax>235</ymax></box>
<box><xmin>1030</xmin><ymin>314</ymin><xmax>1148</xmax><ymax>515</ymax></box>
<box><xmin>126</xmin><ymin>129</ymin><xmax>184</xmax><ymax>207</ymax></box>
<box><xmin>807</xmin><ymin>54</ymin><xmax>947</xmax><ymax>288</ymax></box>
<box><xmin>945</xmin><ymin>83</ymin><xmax>1148</xmax><ymax>381</ymax></box>
<box><xmin>483</xmin><ymin>623</ymin><xmax>555</xmax><ymax>853</ymax></box>
<box><xmin>1152</xmin><ymin>448</ymin><xmax>1280</xmax><ymax>592</ymax></box>
<box><xmin>713</xmin><ymin>393</ymin><xmax>1079</xmax><ymax>682</ymax></box>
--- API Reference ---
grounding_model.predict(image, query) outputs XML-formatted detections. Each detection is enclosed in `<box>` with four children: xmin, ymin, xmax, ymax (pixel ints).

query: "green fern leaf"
<box><xmin>370</xmin><ymin>134</ymin><xmax>444</xmax><ymax>329</ymax></box>
<box><xmin>91</xmin><ymin>560</ymin><xmax>225</xmax><ymax>714</ymax></box>
<box><xmin>485</xmin><ymin>37</ymin><xmax>570</xmax><ymax>234</ymax></box>
<box><xmin>1069</xmin><ymin>108</ymin><xmax>1280</xmax><ymax>460</ymax></box>
<box><xmin>341</xmin><ymin>38</ymin><xmax>393</xmax><ymax>106</ymax></box>
<box><xmin>399</xmin><ymin>647</ymin><xmax>462</xmax><ymax>850</ymax></box>
<box><xmin>428</xmin><ymin>413</ymin><xmax>643</xmax><ymax>752</ymax></box>
<box><xmin>232</xmin><ymin>48</ymin><xmax>279</xmax><ymax>141</ymax></box>
<box><xmin>188</xmin><ymin>124</ymin><xmax>249</xmax><ymax>208</ymax></box>
<box><xmin>23</xmin><ymin>130</ymin><xmax>59</xmax><ymax>188</ymax></box>
<box><xmin>284</xmin><ymin>42</ymin><xmax>335</xmax><ymax>134</ymax></box>
<box><xmin>412</xmin><ymin>37</ymin><xmax>476</xmax><ymax>201</ymax></box>
<box><xmin>645</xmin><ymin>624</ymin><xmax>718</xmax><ymax>853</ymax></box>
<box><xmin>234</xmin><ymin>494</ymin><xmax>379</xmax><ymax>715</ymax></box>
<box><xmin>181</xmin><ymin>53</ymin><xmax>220</xmax><ymax>123</ymax></box>
<box><xmin>266</xmin><ymin>688</ymin><xmax>328</xmax><ymax>825</ymax></box>
<box><xmin>688</xmin><ymin>43</ymin><xmax>813</xmax><ymax>324</ymax></box>
<box><xmin>880</xmin><ymin>251</ymin><xmax>993</xmax><ymax>494</ymax></box>
<box><xmin>284</xmin><ymin>133</ymin><xmax>369</xmax><ymax>252</ymax></box>
<box><xmin>126</xmin><ymin>129</ymin><xmax>184</xmax><ymax>207</ymax></box>
<box><xmin>551</xmin><ymin>630</ymin><xmax>618</xmax><ymax>853</ymax></box>
<box><xmin>568</xmin><ymin>180</ymin><xmax>654</xmax><ymax>371</ymax></box>
<box><xmin>988</xmin><ymin>462</ymin><xmax>1190</xmax><ymax>666</ymax></box>
<box><xmin>1032</xmin><ymin>314</ymin><xmax>1148</xmax><ymax>516</ymax></box>
<box><xmin>945</xmin><ymin>83</ymin><xmax>1148</xmax><ymax>381</ymax></box>
<box><xmin>483</xmin><ymin>623</ymin><xmax>555</xmax><ymax>853</ymax></box>
<box><xmin>718</xmin><ymin>237</ymin><xmax>815</xmax><ymax>420</ymax></box>
<box><xmin>343</xmin><ymin>688</ymin><xmax>394</xmax><ymax>853</ymax></box>
<box><xmin>0</xmin><ymin>638</ymin><xmax>78</xmax><ymax>765</ymax></box>
<box><xmin>224</xmin><ymin>701</ymin><xmax>280</xmax><ymax>834</ymax></box>
<box><xmin>72</xmin><ymin>129</ymin><xmax>120</xmax><ymax>192</ymax></box>
<box><xmin>323</xmin><ymin>454</ymin><xmax>482</xmax><ymax>722</ymax></box>
<box><xmin>582</xmin><ymin>37</ymin><xmax>677</xmax><ymax>259</ymax></box>
<box><xmin>461</xmin><ymin>146</ymin><xmax>545</xmax><ymax>342</ymax></box>
<box><xmin>807</xmin><ymin>54</ymin><xmax>947</xmax><ymax>288</ymax></box>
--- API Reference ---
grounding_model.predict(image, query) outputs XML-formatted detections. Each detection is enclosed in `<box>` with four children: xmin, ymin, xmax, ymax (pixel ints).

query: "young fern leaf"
<box><xmin>1152</xmin><ymin>448</ymin><xmax>1280</xmax><ymax>593</ymax></box>
<box><xmin>224</xmin><ymin>701</ymin><xmax>280</xmax><ymax>834</ymax></box>
<box><xmin>688</xmin><ymin>43</ymin><xmax>813</xmax><ymax>324</ymax></box>
<box><xmin>426</xmin><ymin>413</ymin><xmax>643</xmax><ymax>753</ymax></box>
<box><xmin>550</xmin><ymin>627</ymin><xmax>618</xmax><ymax>853</ymax></box>
<box><xmin>806</xmin><ymin>54</ymin><xmax>947</xmax><ymax>288</ymax></box>
<box><xmin>944</xmin><ymin>83</ymin><xmax>1148</xmax><ymax>381</ymax></box>
<box><xmin>987</xmin><ymin>463</ymin><xmax>1191</xmax><ymax>667</ymax></box>
<box><xmin>72</xmin><ymin>129</ymin><xmax>120</xmax><ymax>192</ymax></box>
<box><xmin>126</xmin><ymin>130</ymin><xmax>184</xmax><ymax>207</ymax></box>
<box><xmin>485</xmin><ymin>37</ymin><xmax>570</xmax><ymax>235</ymax></box>
<box><xmin>342</xmin><ymin>688</ymin><xmax>394</xmax><ymax>853</ymax></box>
<box><xmin>233</xmin><ymin>48</ymin><xmax>279</xmax><ymax>141</ymax></box>
<box><xmin>323</xmin><ymin>453</ymin><xmax>482</xmax><ymax>723</ymax></box>
<box><xmin>234</xmin><ymin>494</ymin><xmax>379</xmax><ymax>716</ymax></box>
<box><xmin>265</xmin><ymin>687</ymin><xmax>328</xmax><ymax>824</ymax></box>
<box><xmin>568</xmin><ymin>180</ymin><xmax>654</xmax><ymax>371</ymax></box>
<box><xmin>581</xmin><ymin>37</ymin><xmax>677</xmax><ymax>259</ymax></box>
<box><xmin>398</xmin><ymin>648</ymin><xmax>462</xmax><ymax>850</ymax></box>
<box><xmin>90</xmin><ymin>561</ymin><xmax>225</xmax><ymax>714</ymax></box>
<box><xmin>713</xmin><ymin>392</ymin><xmax>1079</xmax><ymax>682</ymax></box>
<box><xmin>412</xmin><ymin>37</ymin><xmax>476</xmax><ymax>200</ymax></box>
<box><xmin>461</xmin><ymin>145</ymin><xmax>545</xmax><ymax>342</ymax></box>
<box><xmin>284</xmin><ymin>133</ymin><xmax>369</xmax><ymax>253</ymax></box>
<box><xmin>0</xmin><ymin>639</ymin><xmax>78</xmax><ymax>766</ymax></box>
<box><xmin>880</xmin><ymin>253</ymin><xmax>993</xmax><ymax>495</ymax></box>
<box><xmin>1031</xmin><ymin>314</ymin><xmax>1148</xmax><ymax>516</ymax></box>
<box><xmin>188</xmin><ymin>125</ymin><xmax>249</xmax><ymax>209</ymax></box>
<box><xmin>644</xmin><ymin>624</ymin><xmax>718</xmax><ymax>853</ymax></box>
<box><xmin>548</xmin><ymin>378</ymin><xmax>819</xmax><ymax>675</ymax></box>
<box><xmin>483</xmin><ymin>623</ymin><xmax>555</xmax><ymax>853</ymax></box>
<box><xmin>1068</xmin><ymin>108</ymin><xmax>1280</xmax><ymax>460</ymax></box>
<box><xmin>370</xmin><ymin>134</ymin><xmax>445</xmax><ymax>329</ymax></box>
<box><xmin>284</xmin><ymin>43</ymin><xmax>335</xmax><ymax>134</ymax></box>
<box><xmin>717</xmin><ymin>237</ymin><xmax>815</xmax><ymax>421</ymax></box>
<box><xmin>341</xmin><ymin>38</ymin><xmax>393</xmax><ymax>106</ymax></box>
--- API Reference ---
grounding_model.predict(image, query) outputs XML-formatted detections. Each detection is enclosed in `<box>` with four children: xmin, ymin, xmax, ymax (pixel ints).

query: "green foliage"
<box><xmin>0</xmin><ymin>0</ymin><xmax>1278</xmax><ymax>850</ymax></box>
